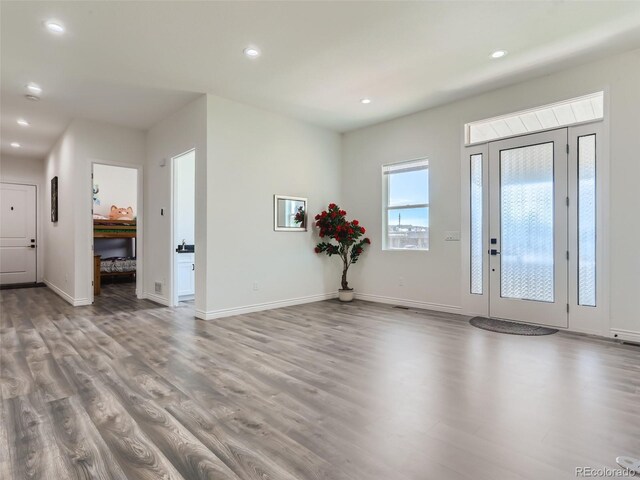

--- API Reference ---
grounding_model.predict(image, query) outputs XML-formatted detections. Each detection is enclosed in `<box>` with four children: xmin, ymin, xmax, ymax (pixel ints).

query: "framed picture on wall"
<box><xmin>274</xmin><ymin>195</ymin><xmax>307</xmax><ymax>231</ymax></box>
<box><xmin>51</xmin><ymin>176</ymin><xmax>58</xmax><ymax>222</ymax></box>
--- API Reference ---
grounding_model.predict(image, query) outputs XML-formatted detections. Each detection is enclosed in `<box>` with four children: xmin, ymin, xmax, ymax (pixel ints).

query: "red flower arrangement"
<box><xmin>314</xmin><ymin>203</ymin><xmax>371</xmax><ymax>291</ymax></box>
<box><xmin>293</xmin><ymin>206</ymin><xmax>305</xmax><ymax>226</ymax></box>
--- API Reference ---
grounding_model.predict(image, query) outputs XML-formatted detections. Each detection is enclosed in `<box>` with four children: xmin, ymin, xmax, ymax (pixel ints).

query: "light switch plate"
<box><xmin>445</xmin><ymin>231</ymin><xmax>461</xmax><ymax>241</ymax></box>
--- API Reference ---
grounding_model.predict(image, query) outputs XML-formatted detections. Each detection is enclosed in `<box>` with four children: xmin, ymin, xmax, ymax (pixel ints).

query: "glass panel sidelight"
<box><xmin>470</xmin><ymin>154</ymin><xmax>483</xmax><ymax>294</ymax></box>
<box><xmin>500</xmin><ymin>143</ymin><xmax>554</xmax><ymax>302</ymax></box>
<box><xmin>578</xmin><ymin>135</ymin><xmax>596</xmax><ymax>306</ymax></box>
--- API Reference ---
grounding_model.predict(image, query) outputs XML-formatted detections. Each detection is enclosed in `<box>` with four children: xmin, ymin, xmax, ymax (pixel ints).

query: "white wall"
<box><xmin>202</xmin><ymin>95</ymin><xmax>342</xmax><ymax>318</ymax></box>
<box><xmin>145</xmin><ymin>94</ymin><xmax>342</xmax><ymax>317</ymax></box>
<box><xmin>43</xmin><ymin>129</ymin><xmax>77</xmax><ymax>301</ymax></box>
<box><xmin>73</xmin><ymin>120</ymin><xmax>145</xmax><ymax>303</ymax></box>
<box><xmin>342</xmin><ymin>48</ymin><xmax>640</xmax><ymax>337</ymax></box>
<box><xmin>43</xmin><ymin>119</ymin><xmax>145</xmax><ymax>305</ymax></box>
<box><xmin>93</xmin><ymin>164</ymin><xmax>138</xmax><ymax>218</ymax></box>
<box><xmin>343</xmin><ymin>111</ymin><xmax>463</xmax><ymax>313</ymax></box>
<box><xmin>0</xmin><ymin>155</ymin><xmax>45</xmax><ymax>282</ymax></box>
<box><xmin>145</xmin><ymin>96</ymin><xmax>207</xmax><ymax>309</ymax></box>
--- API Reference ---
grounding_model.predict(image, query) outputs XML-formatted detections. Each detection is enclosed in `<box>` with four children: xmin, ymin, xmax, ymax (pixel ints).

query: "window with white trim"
<box><xmin>382</xmin><ymin>158</ymin><xmax>429</xmax><ymax>250</ymax></box>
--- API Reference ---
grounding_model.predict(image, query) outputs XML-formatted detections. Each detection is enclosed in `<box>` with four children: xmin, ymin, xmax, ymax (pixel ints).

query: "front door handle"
<box><xmin>490</xmin><ymin>249</ymin><xmax>500</xmax><ymax>256</ymax></box>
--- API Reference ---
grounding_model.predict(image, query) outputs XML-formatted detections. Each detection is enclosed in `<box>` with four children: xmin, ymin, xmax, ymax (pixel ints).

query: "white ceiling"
<box><xmin>3</xmin><ymin>1</ymin><xmax>640</xmax><ymax>160</ymax></box>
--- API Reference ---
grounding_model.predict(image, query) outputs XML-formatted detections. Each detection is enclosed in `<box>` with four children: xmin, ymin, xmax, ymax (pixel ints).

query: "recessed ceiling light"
<box><xmin>490</xmin><ymin>50</ymin><xmax>507</xmax><ymax>59</ymax></box>
<box><xmin>360</xmin><ymin>98</ymin><xmax>372</xmax><ymax>104</ymax></box>
<box><xmin>45</xmin><ymin>21</ymin><xmax>65</xmax><ymax>34</ymax></box>
<box><xmin>243</xmin><ymin>47</ymin><xmax>260</xmax><ymax>58</ymax></box>
<box><xmin>26</xmin><ymin>83</ymin><xmax>42</xmax><ymax>95</ymax></box>
<box><xmin>17</xmin><ymin>118</ymin><xmax>30</xmax><ymax>127</ymax></box>
<box><xmin>10</xmin><ymin>142</ymin><xmax>21</xmax><ymax>148</ymax></box>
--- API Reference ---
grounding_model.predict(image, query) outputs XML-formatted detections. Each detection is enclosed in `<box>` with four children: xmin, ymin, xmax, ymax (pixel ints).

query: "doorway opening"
<box><xmin>172</xmin><ymin>149</ymin><xmax>195</xmax><ymax>306</ymax></box>
<box><xmin>91</xmin><ymin>163</ymin><xmax>140</xmax><ymax>303</ymax></box>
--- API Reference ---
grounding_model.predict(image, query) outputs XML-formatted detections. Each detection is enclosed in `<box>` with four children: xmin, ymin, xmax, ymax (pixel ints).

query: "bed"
<box><xmin>93</xmin><ymin>219</ymin><xmax>137</xmax><ymax>238</ymax></box>
<box><xmin>93</xmin><ymin>219</ymin><xmax>137</xmax><ymax>292</ymax></box>
<box><xmin>100</xmin><ymin>257</ymin><xmax>137</xmax><ymax>274</ymax></box>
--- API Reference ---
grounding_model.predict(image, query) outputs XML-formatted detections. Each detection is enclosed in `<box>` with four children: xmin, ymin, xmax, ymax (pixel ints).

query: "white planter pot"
<box><xmin>338</xmin><ymin>289</ymin><xmax>355</xmax><ymax>302</ymax></box>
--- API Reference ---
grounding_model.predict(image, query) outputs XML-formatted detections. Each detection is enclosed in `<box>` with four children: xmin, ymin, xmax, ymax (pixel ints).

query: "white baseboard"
<box><xmin>43</xmin><ymin>279</ymin><xmax>92</xmax><ymax>306</ymax></box>
<box><xmin>196</xmin><ymin>292</ymin><xmax>337</xmax><ymax>320</ymax></box>
<box><xmin>143</xmin><ymin>291</ymin><xmax>172</xmax><ymax>307</ymax></box>
<box><xmin>610</xmin><ymin>328</ymin><xmax>640</xmax><ymax>345</ymax></box>
<box><xmin>355</xmin><ymin>292</ymin><xmax>462</xmax><ymax>315</ymax></box>
<box><xmin>43</xmin><ymin>279</ymin><xmax>76</xmax><ymax>305</ymax></box>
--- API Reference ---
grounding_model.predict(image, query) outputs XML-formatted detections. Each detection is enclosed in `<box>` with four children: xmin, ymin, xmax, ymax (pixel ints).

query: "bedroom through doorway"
<box><xmin>91</xmin><ymin>163</ymin><xmax>140</xmax><ymax>305</ymax></box>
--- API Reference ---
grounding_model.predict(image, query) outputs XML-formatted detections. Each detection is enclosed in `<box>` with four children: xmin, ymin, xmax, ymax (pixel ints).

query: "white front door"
<box><xmin>0</xmin><ymin>183</ymin><xmax>37</xmax><ymax>285</ymax></box>
<box><xmin>488</xmin><ymin>129</ymin><xmax>568</xmax><ymax>328</ymax></box>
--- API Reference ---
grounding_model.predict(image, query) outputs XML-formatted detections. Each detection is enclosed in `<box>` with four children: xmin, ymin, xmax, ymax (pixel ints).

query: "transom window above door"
<box><xmin>465</xmin><ymin>91</ymin><xmax>603</xmax><ymax>145</ymax></box>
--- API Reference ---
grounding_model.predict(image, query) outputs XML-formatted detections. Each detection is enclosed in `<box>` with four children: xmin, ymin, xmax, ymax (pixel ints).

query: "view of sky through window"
<box><xmin>384</xmin><ymin>160</ymin><xmax>429</xmax><ymax>250</ymax></box>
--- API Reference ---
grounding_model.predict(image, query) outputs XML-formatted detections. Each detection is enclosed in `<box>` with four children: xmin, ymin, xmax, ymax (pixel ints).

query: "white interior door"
<box><xmin>0</xmin><ymin>183</ymin><xmax>37</xmax><ymax>284</ymax></box>
<box><xmin>489</xmin><ymin>129</ymin><xmax>568</xmax><ymax>328</ymax></box>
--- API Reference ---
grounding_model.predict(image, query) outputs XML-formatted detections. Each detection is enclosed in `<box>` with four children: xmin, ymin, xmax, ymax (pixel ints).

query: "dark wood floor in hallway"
<box><xmin>1</xmin><ymin>283</ymin><xmax>639</xmax><ymax>480</ymax></box>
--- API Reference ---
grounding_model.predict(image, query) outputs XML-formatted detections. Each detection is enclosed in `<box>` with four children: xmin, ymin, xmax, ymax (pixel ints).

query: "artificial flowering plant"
<box><xmin>293</xmin><ymin>206</ymin><xmax>305</xmax><ymax>226</ymax></box>
<box><xmin>314</xmin><ymin>203</ymin><xmax>371</xmax><ymax>290</ymax></box>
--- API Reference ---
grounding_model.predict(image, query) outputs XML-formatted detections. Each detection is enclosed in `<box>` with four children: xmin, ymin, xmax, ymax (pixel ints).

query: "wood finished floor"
<box><xmin>1</xmin><ymin>283</ymin><xmax>639</xmax><ymax>480</ymax></box>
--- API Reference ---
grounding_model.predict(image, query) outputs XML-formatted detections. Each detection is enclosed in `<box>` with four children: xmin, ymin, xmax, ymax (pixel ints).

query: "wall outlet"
<box><xmin>399</xmin><ymin>277</ymin><xmax>404</xmax><ymax>287</ymax></box>
<box><xmin>252</xmin><ymin>282</ymin><xmax>259</xmax><ymax>291</ymax></box>
<box><xmin>155</xmin><ymin>281</ymin><xmax>163</xmax><ymax>294</ymax></box>
<box><xmin>445</xmin><ymin>231</ymin><xmax>461</xmax><ymax>241</ymax></box>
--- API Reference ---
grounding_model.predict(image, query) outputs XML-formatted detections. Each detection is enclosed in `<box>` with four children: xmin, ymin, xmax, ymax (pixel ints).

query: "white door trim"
<box><xmin>170</xmin><ymin>148</ymin><xmax>196</xmax><ymax>307</ymax></box>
